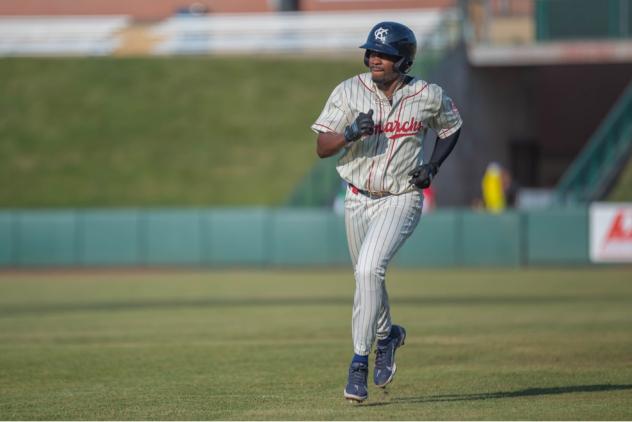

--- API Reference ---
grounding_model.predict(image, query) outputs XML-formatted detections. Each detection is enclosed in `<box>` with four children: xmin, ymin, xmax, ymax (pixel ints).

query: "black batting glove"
<box><xmin>344</xmin><ymin>109</ymin><xmax>374</xmax><ymax>143</ymax></box>
<box><xmin>408</xmin><ymin>162</ymin><xmax>439</xmax><ymax>189</ymax></box>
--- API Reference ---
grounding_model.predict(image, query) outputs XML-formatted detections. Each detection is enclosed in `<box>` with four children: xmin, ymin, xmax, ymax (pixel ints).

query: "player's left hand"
<box><xmin>408</xmin><ymin>163</ymin><xmax>438</xmax><ymax>189</ymax></box>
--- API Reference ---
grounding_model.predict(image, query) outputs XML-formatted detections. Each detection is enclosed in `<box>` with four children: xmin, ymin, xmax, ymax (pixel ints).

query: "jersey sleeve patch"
<box><xmin>428</xmin><ymin>90</ymin><xmax>463</xmax><ymax>139</ymax></box>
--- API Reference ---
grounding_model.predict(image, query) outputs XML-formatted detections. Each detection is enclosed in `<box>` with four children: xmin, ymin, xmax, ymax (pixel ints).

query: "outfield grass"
<box><xmin>0</xmin><ymin>57</ymin><xmax>360</xmax><ymax>207</ymax></box>
<box><xmin>0</xmin><ymin>268</ymin><xmax>631</xmax><ymax>420</ymax></box>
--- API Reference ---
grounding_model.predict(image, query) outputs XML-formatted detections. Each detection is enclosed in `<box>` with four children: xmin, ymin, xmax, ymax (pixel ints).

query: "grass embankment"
<box><xmin>0</xmin><ymin>57</ymin><xmax>360</xmax><ymax>207</ymax></box>
<box><xmin>609</xmin><ymin>157</ymin><xmax>632</xmax><ymax>201</ymax></box>
<box><xmin>0</xmin><ymin>268</ymin><xmax>631</xmax><ymax>420</ymax></box>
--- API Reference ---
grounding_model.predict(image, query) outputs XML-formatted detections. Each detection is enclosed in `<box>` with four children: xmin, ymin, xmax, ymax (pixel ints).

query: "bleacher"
<box><xmin>151</xmin><ymin>9</ymin><xmax>448</xmax><ymax>55</ymax></box>
<box><xmin>0</xmin><ymin>9</ymin><xmax>453</xmax><ymax>57</ymax></box>
<box><xmin>0</xmin><ymin>16</ymin><xmax>130</xmax><ymax>56</ymax></box>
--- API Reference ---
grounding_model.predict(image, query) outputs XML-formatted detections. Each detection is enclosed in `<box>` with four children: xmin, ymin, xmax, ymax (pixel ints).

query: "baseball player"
<box><xmin>311</xmin><ymin>21</ymin><xmax>462</xmax><ymax>402</ymax></box>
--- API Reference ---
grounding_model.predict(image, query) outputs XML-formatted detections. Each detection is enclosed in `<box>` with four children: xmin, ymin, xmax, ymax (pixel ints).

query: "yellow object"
<box><xmin>482</xmin><ymin>163</ymin><xmax>506</xmax><ymax>213</ymax></box>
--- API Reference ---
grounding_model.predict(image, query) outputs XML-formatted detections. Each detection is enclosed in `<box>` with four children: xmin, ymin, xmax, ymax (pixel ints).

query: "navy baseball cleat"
<box><xmin>344</xmin><ymin>361</ymin><xmax>369</xmax><ymax>402</ymax></box>
<box><xmin>374</xmin><ymin>325</ymin><xmax>406</xmax><ymax>388</ymax></box>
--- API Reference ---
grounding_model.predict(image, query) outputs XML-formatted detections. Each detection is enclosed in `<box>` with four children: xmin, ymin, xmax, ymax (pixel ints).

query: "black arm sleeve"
<box><xmin>428</xmin><ymin>128</ymin><xmax>461</xmax><ymax>168</ymax></box>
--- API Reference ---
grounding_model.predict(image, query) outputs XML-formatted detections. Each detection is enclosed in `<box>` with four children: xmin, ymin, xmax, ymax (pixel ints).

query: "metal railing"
<box><xmin>555</xmin><ymin>80</ymin><xmax>632</xmax><ymax>204</ymax></box>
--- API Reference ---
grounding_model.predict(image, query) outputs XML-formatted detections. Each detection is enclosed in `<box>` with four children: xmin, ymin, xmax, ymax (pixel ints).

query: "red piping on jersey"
<box><xmin>374</xmin><ymin>99</ymin><xmax>384</xmax><ymax>155</ymax></box>
<box><xmin>357</xmin><ymin>75</ymin><xmax>375</xmax><ymax>93</ymax></box>
<box><xmin>381</xmin><ymin>138</ymin><xmax>397</xmax><ymax>191</ymax></box>
<box><xmin>313</xmin><ymin>123</ymin><xmax>336</xmax><ymax>132</ymax></box>
<box><xmin>438</xmin><ymin>120</ymin><xmax>461</xmax><ymax>138</ymax></box>
<box><xmin>377</xmin><ymin>99</ymin><xmax>390</xmax><ymax>191</ymax></box>
<box><xmin>396</xmin><ymin>82</ymin><xmax>429</xmax><ymax>122</ymax></box>
<box><xmin>366</xmin><ymin>161</ymin><xmax>375</xmax><ymax>193</ymax></box>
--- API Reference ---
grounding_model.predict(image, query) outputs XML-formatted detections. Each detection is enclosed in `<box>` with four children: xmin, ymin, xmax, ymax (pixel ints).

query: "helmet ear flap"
<box><xmin>394</xmin><ymin>56</ymin><xmax>411</xmax><ymax>74</ymax></box>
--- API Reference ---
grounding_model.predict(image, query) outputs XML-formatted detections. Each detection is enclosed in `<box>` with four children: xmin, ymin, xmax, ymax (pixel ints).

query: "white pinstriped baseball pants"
<box><xmin>344</xmin><ymin>186</ymin><xmax>423</xmax><ymax>356</ymax></box>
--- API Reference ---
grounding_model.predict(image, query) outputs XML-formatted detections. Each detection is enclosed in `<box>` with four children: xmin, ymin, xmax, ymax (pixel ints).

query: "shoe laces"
<box><xmin>350</xmin><ymin>363</ymin><xmax>367</xmax><ymax>384</ymax></box>
<box><xmin>375</xmin><ymin>341</ymin><xmax>390</xmax><ymax>368</ymax></box>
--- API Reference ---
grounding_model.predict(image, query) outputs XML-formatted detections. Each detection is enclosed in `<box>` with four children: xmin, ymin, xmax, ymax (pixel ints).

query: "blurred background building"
<box><xmin>446</xmin><ymin>0</ymin><xmax>632</xmax><ymax>210</ymax></box>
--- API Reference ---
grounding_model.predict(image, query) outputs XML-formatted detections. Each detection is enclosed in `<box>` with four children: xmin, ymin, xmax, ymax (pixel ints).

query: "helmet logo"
<box><xmin>374</xmin><ymin>27</ymin><xmax>389</xmax><ymax>43</ymax></box>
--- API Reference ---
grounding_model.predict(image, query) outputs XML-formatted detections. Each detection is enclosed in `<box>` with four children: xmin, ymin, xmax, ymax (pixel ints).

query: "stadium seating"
<box><xmin>0</xmin><ymin>16</ymin><xmax>130</xmax><ymax>56</ymax></box>
<box><xmin>151</xmin><ymin>9</ymin><xmax>448</xmax><ymax>55</ymax></box>
<box><xmin>0</xmin><ymin>10</ymin><xmax>453</xmax><ymax>57</ymax></box>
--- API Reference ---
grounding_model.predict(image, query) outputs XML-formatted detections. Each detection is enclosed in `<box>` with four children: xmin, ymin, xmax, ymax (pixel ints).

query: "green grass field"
<box><xmin>0</xmin><ymin>268</ymin><xmax>631</xmax><ymax>420</ymax></box>
<box><xmin>0</xmin><ymin>57</ymin><xmax>360</xmax><ymax>207</ymax></box>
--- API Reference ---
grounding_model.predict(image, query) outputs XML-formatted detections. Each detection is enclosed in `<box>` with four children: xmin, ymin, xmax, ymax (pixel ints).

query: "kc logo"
<box><xmin>374</xmin><ymin>27</ymin><xmax>389</xmax><ymax>43</ymax></box>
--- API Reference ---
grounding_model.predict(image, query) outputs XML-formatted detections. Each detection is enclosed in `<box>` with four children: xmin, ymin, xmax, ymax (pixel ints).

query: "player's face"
<box><xmin>368</xmin><ymin>51</ymin><xmax>400</xmax><ymax>84</ymax></box>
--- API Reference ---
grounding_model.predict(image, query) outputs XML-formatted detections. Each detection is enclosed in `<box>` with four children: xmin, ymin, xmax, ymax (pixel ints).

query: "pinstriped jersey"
<box><xmin>311</xmin><ymin>72</ymin><xmax>462</xmax><ymax>195</ymax></box>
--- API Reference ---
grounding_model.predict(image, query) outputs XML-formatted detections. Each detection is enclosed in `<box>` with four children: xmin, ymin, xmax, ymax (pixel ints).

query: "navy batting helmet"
<box><xmin>360</xmin><ymin>22</ymin><xmax>417</xmax><ymax>74</ymax></box>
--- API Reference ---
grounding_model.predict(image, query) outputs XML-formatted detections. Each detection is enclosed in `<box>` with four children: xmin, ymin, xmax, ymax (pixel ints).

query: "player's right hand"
<box><xmin>344</xmin><ymin>109</ymin><xmax>374</xmax><ymax>143</ymax></box>
<box><xmin>408</xmin><ymin>162</ymin><xmax>438</xmax><ymax>189</ymax></box>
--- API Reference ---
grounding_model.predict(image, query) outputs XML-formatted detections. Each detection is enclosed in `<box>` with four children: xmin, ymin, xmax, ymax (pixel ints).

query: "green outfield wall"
<box><xmin>0</xmin><ymin>208</ymin><xmax>589</xmax><ymax>268</ymax></box>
